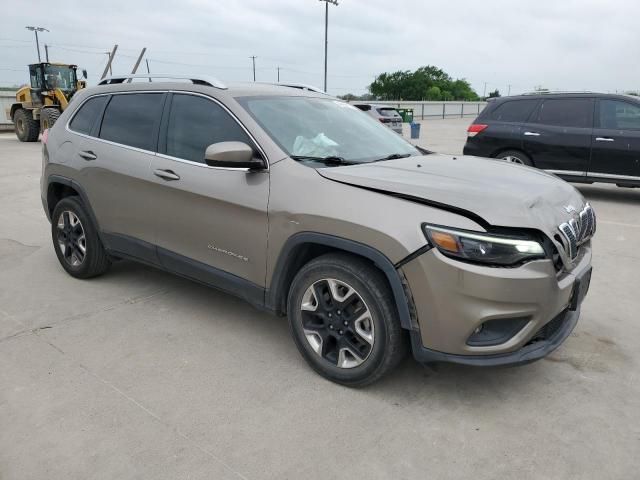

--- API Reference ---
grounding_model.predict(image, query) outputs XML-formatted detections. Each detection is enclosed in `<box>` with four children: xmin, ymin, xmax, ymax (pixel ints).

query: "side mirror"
<box><xmin>204</xmin><ymin>141</ymin><xmax>264</xmax><ymax>169</ymax></box>
<box><xmin>82</xmin><ymin>69</ymin><xmax>88</xmax><ymax>79</ymax></box>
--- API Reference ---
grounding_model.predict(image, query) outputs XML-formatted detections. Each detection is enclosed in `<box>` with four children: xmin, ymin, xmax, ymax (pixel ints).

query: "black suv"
<box><xmin>463</xmin><ymin>93</ymin><xmax>640</xmax><ymax>187</ymax></box>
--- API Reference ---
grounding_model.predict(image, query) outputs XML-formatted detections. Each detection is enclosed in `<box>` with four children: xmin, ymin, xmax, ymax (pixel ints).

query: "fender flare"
<box><xmin>46</xmin><ymin>174</ymin><xmax>105</xmax><ymax>243</ymax></box>
<box><xmin>267</xmin><ymin>232</ymin><xmax>416</xmax><ymax>330</ymax></box>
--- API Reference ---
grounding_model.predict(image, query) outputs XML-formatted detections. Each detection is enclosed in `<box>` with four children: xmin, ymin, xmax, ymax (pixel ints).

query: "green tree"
<box><xmin>369</xmin><ymin>65</ymin><xmax>479</xmax><ymax>101</ymax></box>
<box><xmin>488</xmin><ymin>89</ymin><xmax>501</xmax><ymax>98</ymax></box>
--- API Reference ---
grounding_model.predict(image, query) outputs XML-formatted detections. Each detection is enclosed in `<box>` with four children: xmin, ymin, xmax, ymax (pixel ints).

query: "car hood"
<box><xmin>317</xmin><ymin>154</ymin><xmax>586</xmax><ymax>238</ymax></box>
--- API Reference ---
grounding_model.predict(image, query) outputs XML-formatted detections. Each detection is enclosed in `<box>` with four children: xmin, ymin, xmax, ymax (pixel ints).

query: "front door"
<box><xmin>148</xmin><ymin>93</ymin><xmax>269</xmax><ymax>299</ymax></box>
<box><xmin>522</xmin><ymin>97</ymin><xmax>594</xmax><ymax>175</ymax></box>
<box><xmin>589</xmin><ymin>98</ymin><xmax>640</xmax><ymax>180</ymax></box>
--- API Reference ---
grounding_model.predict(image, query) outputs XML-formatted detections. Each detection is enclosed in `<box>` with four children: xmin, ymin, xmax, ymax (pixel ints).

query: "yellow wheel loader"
<box><xmin>7</xmin><ymin>63</ymin><xmax>87</xmax><ymax>142</ymax></box>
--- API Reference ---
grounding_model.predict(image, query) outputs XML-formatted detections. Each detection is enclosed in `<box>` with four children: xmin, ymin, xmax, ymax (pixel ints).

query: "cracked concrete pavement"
<box><xmin>1</xmin><ymin>121</ymin><xmax>639</xmax><ymax>479</ymax></box>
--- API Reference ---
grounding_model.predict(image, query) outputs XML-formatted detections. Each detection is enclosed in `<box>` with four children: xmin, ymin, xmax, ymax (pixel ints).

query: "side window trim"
<box><xmin>89</xmin><ymin>94</ymin><xmax>110</xmax><ymax>137</ymax></box>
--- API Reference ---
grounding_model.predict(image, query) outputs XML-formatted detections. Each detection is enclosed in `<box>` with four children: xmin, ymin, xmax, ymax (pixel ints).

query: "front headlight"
<box><xmin>423</xmin><ymin>225</ymin><xmax>546</xmax><ymax>266</ymax></box>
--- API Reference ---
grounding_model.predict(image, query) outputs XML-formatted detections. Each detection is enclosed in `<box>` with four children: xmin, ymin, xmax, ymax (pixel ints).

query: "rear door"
<box><xmin>589</xmin><ymin>98</ymin><xmax>640</xmax><ymax>180</ymax></box>
<box><xmin>148</xmin><ymin>92</ymin><xmax>269</xmax><ymax>294</ymax></box>
<box><xmin>79</xmin><ymin>92</ymin><xmax>166</xmax><ymax>260</ymax></box>
<box><xmin>522</xmin><ymin>97</ymin><xmax>594</xmax><ymax>174</ymax></box>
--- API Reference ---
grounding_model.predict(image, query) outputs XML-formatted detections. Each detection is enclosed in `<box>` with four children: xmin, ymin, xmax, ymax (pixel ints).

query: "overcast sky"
<box><xmin>1</xmin><ymin>0</ymin><xmax>639</xmax><ymax>96</ymax></box>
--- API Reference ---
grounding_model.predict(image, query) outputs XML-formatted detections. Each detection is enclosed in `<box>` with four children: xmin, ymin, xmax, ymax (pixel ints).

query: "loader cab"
<box><xmin>28</xmin><ymin>63</ymin><xmax>79</xmax><ymax>104</ymax></box>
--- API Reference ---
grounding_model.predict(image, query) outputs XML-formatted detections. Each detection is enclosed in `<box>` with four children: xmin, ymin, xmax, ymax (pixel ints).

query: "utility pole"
<box><xmin>44</xmin><ymin>44</ymin><xmax>50</xmax><ymax>62</ymax></box>
<box><xmin>101</xmin><ymin>44</ymin><xmax>118</xmax><ymax>80</ymax></box>
<box><xmin>507</xmin><ymin>84</ymin><xmax>511</xmax><ymax>96</ymax></box>
<box><xmin>128</xmin><ymin>47</ymin><xmax>147</xmax><ymax>82</ymax></box>
<box><xmin>277</xmin><ymin>66</ymin><xmax>281</xmax><ymax>82</ymax></box>
<box><xmin>482</xmin><ymin>82</ymin><xmax>487</xmax><ymax>98</ymax></box>
<box><xmin>319</xmin><ymin>0</ymin><xmax>339</xmax><ymax>92</ymax></box>
<box><xmin>249</xmin><ymin>56</ymin><xmax>257</xmax><ymax>81</ymax></box>
<box><xmin>25</xmin><ymin>26</ymin><xmax>49</xmax><ymax>62</ymax></box>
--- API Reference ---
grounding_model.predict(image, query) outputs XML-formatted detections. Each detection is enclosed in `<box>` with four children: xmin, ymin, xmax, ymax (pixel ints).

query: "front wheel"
<box><xmin>40</xmin><ymin>107</ymin><xmax>61</xmax><ymax>132</ymax></box>
<box><xmin>287</xmin><ymin>253</ymin><xmax>407</xmax><ymax>387</ymax></box>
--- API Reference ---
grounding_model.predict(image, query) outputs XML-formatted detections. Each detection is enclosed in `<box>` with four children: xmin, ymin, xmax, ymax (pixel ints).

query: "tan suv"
<box><xmin>41</xmin><ymin>74</ymin><xmax>595</xmax><ymax>386</ymax></box>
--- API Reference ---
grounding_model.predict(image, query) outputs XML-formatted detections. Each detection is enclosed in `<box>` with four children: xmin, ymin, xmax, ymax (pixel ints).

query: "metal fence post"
<box><xmin>477</xmin><ymin>104</ymin><xmax>480</xmax><ymax>114</ymax></box>
<box><xmin>442</xmin><ymin>103</ymin><xmax>445</xmax><ymax>119</ymax></box>
<box><xmin>421</xmin><ymin>103</ymin><xmax>424</xmax><ymax>120</ymax></box>
<box><xmin>461</xmin><ymin>103</ymin><xmax>464</xmax><ymax>118</ymax></box>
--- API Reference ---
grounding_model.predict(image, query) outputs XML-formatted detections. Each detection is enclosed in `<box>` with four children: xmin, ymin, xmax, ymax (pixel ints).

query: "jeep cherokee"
<box><xmin>41</xmin><ymin>74</ymin><xmax>595</xmax><ymax>386</ymax></box>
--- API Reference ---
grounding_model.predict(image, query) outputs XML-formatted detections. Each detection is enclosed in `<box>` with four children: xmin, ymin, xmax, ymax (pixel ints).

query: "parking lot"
<box><xmin>1</xmin><ymin>119</ymin><xmax>639</xmax><ymax>479</ymax></box>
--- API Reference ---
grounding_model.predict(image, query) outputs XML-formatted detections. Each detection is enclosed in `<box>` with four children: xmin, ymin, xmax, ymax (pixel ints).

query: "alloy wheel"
<box><xmin>56</xmin><ymin>211</ymin><xmax>87</xmax><ymax>267</ymax></box>
<box><xmin>503</xmin><ymin>155</ymin><xmax>524</xmax><ymax>164</ymax></box>
<box><xmin>300</xmin><ymin>278</ymin><xmax>375</xmax><ymax>369</ymax></box>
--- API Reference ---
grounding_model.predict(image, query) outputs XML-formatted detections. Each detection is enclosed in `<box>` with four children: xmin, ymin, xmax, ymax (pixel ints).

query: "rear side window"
<box><xmin>69</xmin><ymin>96</ymin><xmax>108</xmax><ymax>135</ymax></box>
<box><xmin>377</xmin><ymin>108</ymin><xmax>399</xmax><ymax>117</ymax></box>
<box><xmin>165</xmin><ymin>94</ymin><xmax>252</xmax><ymax>163</ymax></box>
<box><xmin>599</xmin><ymin>99</ymin><xmax>640</xmax><ymax>130</ymax></box>
<box><xmin>489</xmin><ymin>100</ymin><xmax>538</xmax><ymax>122</ymax></box>
<box><xmin>535</xmin><ymin>98</ymin><xmax>593</xmax><ymax>128</ymax></box>
<box><xmin>99</xmin><ymin>93</ymin><xmax>164</xmax><ymax>151</ymax></box>
<box><xmin>354</xmin><ymin>105</ymin><xmax>371</xmax><ymax>111</ymax></box>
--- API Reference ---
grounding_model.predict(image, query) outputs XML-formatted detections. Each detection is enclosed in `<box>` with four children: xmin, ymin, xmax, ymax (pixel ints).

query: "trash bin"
<box><xmin>410</xmin><ymin>122</ymin><xmax>421</xmax><ymax>139</ymax></box>
<box><xmin>404</xmin><ymin>108</ymin><xmax>414</xmax><ymax>123</ymax></box>
<box><xmin>397</xmin><ymin>108</ymin><xmax>414</xmax><ymax>123</ymax></box>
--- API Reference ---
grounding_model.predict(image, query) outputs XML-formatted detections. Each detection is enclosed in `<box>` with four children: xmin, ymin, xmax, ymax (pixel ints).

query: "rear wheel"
<box><xmin>51</xmin><ymin>196</ymin><xmax>111</xmax><ymax>279</ymax></box>
<box><xmin>497</xmin><ymin>149</ymin><xmax>532</xmax><ymax>166</ymax></box>
<box><xmin>287</xmin><ymin>253</ymin><xmax>407</xmax><ymax>387</ymax></box>
<box><xmin>13</xmin><ymin>108</ymin><xmax>39</xmax><ymax>142</ymax></box>
<box><xmin>40</xmin><ymin>107</ymin><xmax>61</xmax><ymax>132</ymax></box>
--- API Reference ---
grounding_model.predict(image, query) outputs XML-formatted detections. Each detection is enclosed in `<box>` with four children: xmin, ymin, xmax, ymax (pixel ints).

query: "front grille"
<box><xmin>557</xmin><ymin>203</ymin><xmax>596</xmax><ymax>263</ymax></box>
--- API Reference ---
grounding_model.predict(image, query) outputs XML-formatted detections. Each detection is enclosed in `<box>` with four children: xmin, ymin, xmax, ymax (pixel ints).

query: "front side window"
<box><xmin>99</xmin><ymin>93</ymin><xmax>164</xmax><ymax>151</ymax></box>
<box><xmin>535</xmin><ymin>98</ymin><xmax>593</xmax><ymax>128</ymax></box>
<box><xmin>69</xmin><ymin>96</ymin><xmax>108</xmax><ymax>135</ymax></box>
<box><xmin>238</xmin><ymin>96</ymin><xmax>419</xmax><ymax>164</ymax></box>
<box><xmin>599</xmin><ymin>99</ymin><xmax>640</xmax><ymax>130</ymax></box>
<box><xmin>165</xmin><ymin>94</ymin><xmax>251</xmax><ymax>163</ymax></box>
<box><xmin>490</xmin><ymin>100</ymin><xmax>538</xmax><ymax>122</ymax></box>
<box><xmin>43</xmin><ymin>66</ymin><xmax>77</xmax><ymax>90</ymax></box>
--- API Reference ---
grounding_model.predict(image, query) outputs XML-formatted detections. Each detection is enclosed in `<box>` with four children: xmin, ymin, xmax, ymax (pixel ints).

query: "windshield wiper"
<box><xmin>290</xmin><ymin>155</ymin><xmax>355</xmax><ymax>166</ymax></box>
<box><xmin>372</xmin><ymin>153</ymin><xmax>413</xmax><ymax>162</ymax></box>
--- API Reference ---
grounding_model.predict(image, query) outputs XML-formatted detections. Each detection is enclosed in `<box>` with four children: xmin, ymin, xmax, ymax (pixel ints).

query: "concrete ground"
<box><xmin>1</xmin><ymin>123</ymin><xmax>639</xmax><ymax>480</ymax></box>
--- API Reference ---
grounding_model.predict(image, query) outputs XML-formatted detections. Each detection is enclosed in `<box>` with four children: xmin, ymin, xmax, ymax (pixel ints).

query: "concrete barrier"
<box><xmin>0</xmin><ymin>91</ymin><xmax>17</xmax><ymax>131</ymax></box>
<box><xmin>350</xmin><ymin>100</ymin><xmax>487</xmax><ymax>119</ymax></box>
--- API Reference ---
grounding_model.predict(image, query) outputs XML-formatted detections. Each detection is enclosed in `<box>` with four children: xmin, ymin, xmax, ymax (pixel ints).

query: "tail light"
<box><xmin>467</xmin><ymin>124</ymin><xmax>488</xmax><ymax>137</ymax></box>
<box><xmin>41</xmin><ymin>128</ymin><xmax>49</xmax><ymax>144</ymax></box>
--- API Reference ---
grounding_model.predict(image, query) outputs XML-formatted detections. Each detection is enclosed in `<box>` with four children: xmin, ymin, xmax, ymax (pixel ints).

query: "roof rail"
<box><xmin>259</xmin><ymin>82</ymin><xmax>327</xmax><ymax>94</ymax></box>
<box><xmin>519</xmin><ymin>90</ymin><xmax>596</xmax><ymax>96</ymax></box>
<box><xmin>98</xmin><ymin>74</ymin><xmax>227</xmax><ymax>89</ymax></box>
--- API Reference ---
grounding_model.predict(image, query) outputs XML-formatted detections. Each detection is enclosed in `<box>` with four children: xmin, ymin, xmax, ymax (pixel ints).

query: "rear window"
<box><xmin>377</xmin><ymin>108</ymin><xmax>399</xmax><ymax>117</ymax></box>
<box><xmin>599</xmin><ymin>99</ymin><xmax>640</xmax><ymax>130</ymax></box>
<box><xmin>489</xmin><ymin>100</ymin><xmax>538</xmax><ymax>123</ymax></box>
<box><xmin>69</xmin><ymin>96</ymin><xmax>108</xmax><ymax>135</ymax></box>
<box><xmin>99</xmin><ymin>93</ymin><xmax>164</xmax><ymax>151</ymax></box>
<box><xmin>535</xmin><ymin>98</ymin><xmax>593</xmax><ymax>128</ymax></box>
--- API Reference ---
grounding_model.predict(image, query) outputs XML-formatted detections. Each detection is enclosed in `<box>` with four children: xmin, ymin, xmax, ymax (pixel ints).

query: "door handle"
<box><xmin>595</xmin><ymin>137</ymin><xmax>614</xmax><ymax>142</ymax></box>
<box><xmin>153</xmin><ymin>169</ymin><xmax>180</xmax><ymax>181</ymax></box>
<box><xmin>524</xmin><ymin>131</ymin><xmax>541</xmax><ymax>137</ymax></box>
<box><xmin>78</xmin><ymin>150</ymin><xmax>97</xmax><ymax>161</ymax></box>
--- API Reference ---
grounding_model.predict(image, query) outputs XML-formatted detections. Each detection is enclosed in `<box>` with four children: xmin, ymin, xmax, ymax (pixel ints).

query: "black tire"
<box><xmin>287</xmin><ymin>253</ymin><xmax>407</xmax><ymax>387</ymax></box>
<box><xmin>51</xmin><ymin>196</ymin><xmax>111</xmax><ymax>279</ymax></box>
<box><xmin>13</xmin><ymin>108</ymin><xmax>40</xmax><ymax>142</ymax></box>
<box><xmin>496</xmin><ymin>149</ymin><xmax>533</xmax><ymax>166</ymax></box>
<box><xmin>40</xmin><ymin>108</ymin><xmax>61</xmax><ymax>132</ymax></box>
